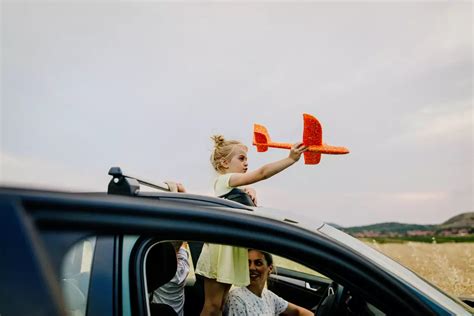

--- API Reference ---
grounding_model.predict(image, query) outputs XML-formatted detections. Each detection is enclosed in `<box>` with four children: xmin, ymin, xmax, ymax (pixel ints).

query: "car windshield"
<box><xmin>318</xmin><ymin>224</ymin><xmax>472</xmax><ymax>314</ymax></box>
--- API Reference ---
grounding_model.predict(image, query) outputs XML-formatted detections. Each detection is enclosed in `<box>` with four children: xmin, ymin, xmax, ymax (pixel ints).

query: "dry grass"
<box><xmin>274</xmin><ymin>242</ymin><xmax>473</xmax><ymax>299</ymax></box>
<box><xmin>368</xmin><ymin>241</ymin><xmax>474</xmax><ymax>298</ymax></box>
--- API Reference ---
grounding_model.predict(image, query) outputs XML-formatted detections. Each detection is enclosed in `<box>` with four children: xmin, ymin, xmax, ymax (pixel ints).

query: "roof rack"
<box><xmin>108</xmin><ymin>167</ymin><xmax>170</xmax><ymax>196</ymax></box>
<box><xmin>107</xmin><ymin>167</ymin><xmax>254</xmax><ymax>211</ymax></box>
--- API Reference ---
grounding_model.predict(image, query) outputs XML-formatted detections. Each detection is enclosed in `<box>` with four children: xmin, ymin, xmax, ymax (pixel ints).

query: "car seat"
<box><xmin>62</xmin><ymin>278</ymin><xmax>86</xmax><ymax>315</ymax></box>
<box><xmin>220</xmin><ymin>188</ymin><xmax>256</xmax><ymax>206</ymax></box>
<box><xmin>146</xmin><ymin>242</ymin><xmax>178</xmax><ymax>316</ymax></box>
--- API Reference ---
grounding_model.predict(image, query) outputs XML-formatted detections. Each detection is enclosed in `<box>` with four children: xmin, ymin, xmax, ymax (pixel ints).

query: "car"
<box><xmin>0</xmin><ymin>167</ymin><xmax>472</xmax><ymax>316</ymax></box>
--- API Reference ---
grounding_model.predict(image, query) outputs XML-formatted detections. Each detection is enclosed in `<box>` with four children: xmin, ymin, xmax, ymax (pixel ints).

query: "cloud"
<box><xmin>343</xmin><ymin>191</ymin><xmax>451</xmax><ymax>206</ymax></box>
<box><xmin>0</xmin><ymin>151</ymin><xmax>105</xmax><ymax>191</ymax></box>
<box><xmin>388</xmin><ymin>104</ymin><xmax>473</xmax><ymax>145</ymax></box>
<box><xmin>382</xmin><ymin>191</ymin><xmax>448</xmax><ymax>202</ymax></box>
<box><xmin>417</xmin><ymin>106</ymin><xmax>472</xmax><ymax>136</ymax></box>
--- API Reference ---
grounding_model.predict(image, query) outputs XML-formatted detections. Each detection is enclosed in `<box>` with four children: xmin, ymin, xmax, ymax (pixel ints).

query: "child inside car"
<box><xmin>195</xmin><ymin>135</ymin><xmax>307</xmax><ymax>316</ymax></box>
<box><xmin>152</xmin><ymin>241</ymin><xmax>190</xmax><ymax>316</ymax></box>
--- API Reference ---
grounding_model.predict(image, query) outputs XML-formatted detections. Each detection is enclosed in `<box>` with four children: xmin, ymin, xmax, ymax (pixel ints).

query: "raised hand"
<box><xmin>289</xmin><ymin>142</ymin><xmax>308</xmax><ymax>162</ymax></box>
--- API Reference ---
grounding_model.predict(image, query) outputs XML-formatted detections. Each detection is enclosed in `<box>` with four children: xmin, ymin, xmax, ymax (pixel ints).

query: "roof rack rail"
<box><xmin>108</xmin><ymin>167</ymin><xmax>170</xmax><ymax>196</ymax></box>
<box><xmin>107</xmin><ymin>167</ymin><xmax>254</xmax><ymax>211</ymax></box>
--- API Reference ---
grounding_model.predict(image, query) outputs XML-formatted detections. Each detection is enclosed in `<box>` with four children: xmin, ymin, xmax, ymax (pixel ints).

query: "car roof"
<box><xmin>78</xmin><ymin>189</ymin><xmax>327</xmax><ymax>231</ymax></box>
<box><xmin>0</xmin><ymin>186</ymin><xmax>325</xmax><ymax>229</ymax></box>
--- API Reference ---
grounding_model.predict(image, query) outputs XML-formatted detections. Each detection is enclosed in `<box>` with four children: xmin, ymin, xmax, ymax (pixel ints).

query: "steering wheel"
<box><xmin>313</xmin><ymin>282</ymin><xmax>344</xmax><ymax>316</ymax></box>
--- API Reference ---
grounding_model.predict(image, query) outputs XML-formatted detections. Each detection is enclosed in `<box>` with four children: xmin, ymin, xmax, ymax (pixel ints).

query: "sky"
<box><xmin>1</xmin><ymin>1</ymin><xmax>472</xmax><ymax>227</ymax></box>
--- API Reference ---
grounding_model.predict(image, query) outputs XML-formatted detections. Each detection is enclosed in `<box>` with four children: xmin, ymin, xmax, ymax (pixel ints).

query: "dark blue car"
<box><xmin>1</xmin><ymin>168</ymin><xmax>472</xmax><ymax>316</ymax></box>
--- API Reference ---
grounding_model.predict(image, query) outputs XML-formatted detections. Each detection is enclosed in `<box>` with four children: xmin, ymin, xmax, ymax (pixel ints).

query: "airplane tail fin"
<box><xmin>253</xmin><ymin>124</ymin><xmax>271</xmax><ymax>152</ymax></box>
<box><xmin>303</xmin><ymin>113</ymin><xmax>322</xmax><ymax>145</ymax></box>
<box><xmin>303</xmin><ymin>113</ymin><xmax>322</xmax><ymax>164</ymax></box>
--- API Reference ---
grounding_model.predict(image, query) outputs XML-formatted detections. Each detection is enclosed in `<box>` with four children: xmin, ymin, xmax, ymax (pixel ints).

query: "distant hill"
<box><xmin>342</xmin><ymin>212</ymin><xmax>473</xmax><ymax>238</ymax></box>
<box><xmin>345</xmin><ymin>222</ymin><xmax>436</xmax><ymax>234</ymax></box>
<box><xmin>439</xmin><ymin>212</ymin><xmax>474</xmax><ymax>229</ymax></box>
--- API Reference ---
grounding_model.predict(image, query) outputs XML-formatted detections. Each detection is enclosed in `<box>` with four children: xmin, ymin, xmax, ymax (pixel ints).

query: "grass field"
<box><xmin>369</xmin><ymin>241</ymin><xmax>474</xmax><ymax>298</ymax></box>
<box><xmin>359</xmin><ymin>235</ymin><xmax>474</xmax><ymax>243</ymax></box>
<box><xmin>274</xmin><ymin>242</ymin><xmax>473</xmax><ymax>299</ymax></box>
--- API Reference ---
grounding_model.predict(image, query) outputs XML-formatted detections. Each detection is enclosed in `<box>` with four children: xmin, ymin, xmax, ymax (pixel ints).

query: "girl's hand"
<box><xmin>289</xmin><ymin>142</ymin><xmax>308</xmax><ymax>162</ymax></box>
<box><xmin>176</xmin><ymin>183</ymin><xmax>186</xmax><ymax>193</ymax></box>
<box><xmin>165</xmin><ymin>181</ymin><xmax>187</xmax><ymax>193</ymax></box>
<box><xmin>244</xmin><ymin>187</ymin><xmax>258</xmax><ymax>206</ymax></box>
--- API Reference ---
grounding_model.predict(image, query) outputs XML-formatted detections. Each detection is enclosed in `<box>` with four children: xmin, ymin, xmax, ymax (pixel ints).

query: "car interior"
<box><xmin>146</xmin><ymin>242</ymin><xmax>179</xmax><ymax>316</ymax></box>
<box><xmin>60</xmin><ymin>236</ymin><xmax>388</xmax><ymax>316</ymax></box>
<box><xmin>61</xmin><ymin>237</ymin><xmax>96</xmax><ymax>316</ymax></box>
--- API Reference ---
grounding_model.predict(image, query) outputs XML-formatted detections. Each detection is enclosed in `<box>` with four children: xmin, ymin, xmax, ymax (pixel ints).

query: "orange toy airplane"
<box><xmin>253</xmin><ymin>113</ymin><xmax>349</xmax><ymax>165</ymax></box>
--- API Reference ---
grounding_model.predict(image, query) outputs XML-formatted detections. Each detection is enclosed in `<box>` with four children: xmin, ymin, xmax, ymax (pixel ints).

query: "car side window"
<box><xmin>270</xmin><ymin>255</ymin><xmax>387</xmax><ymax>315</ymax></box>
<box><xmin>133</xmin><ymin>240</ymin><xmax>390</xmax><ymax>316</ymax></box>
<box><xmin>60</xmin><ymin>237</ymin><xmax>96</xmax><ymax>316</ymax></box>
<box><xmin>141</xmin><ymin>242</ymin><xmax>332</xmax><ymax>315</ymax></box>
<box><xmin>273</xmin><ymin>255</ymin><xmax>329</xmax><ymax>278</ymax></box>
<box><xmin>267</xmin><ymin>254</ymin><xmax>331</xmax><ymax>311</ymax></box>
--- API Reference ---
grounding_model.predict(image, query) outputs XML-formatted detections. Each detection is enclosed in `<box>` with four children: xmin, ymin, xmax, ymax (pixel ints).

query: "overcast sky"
<box><xmin>1</xmin><ymin>1</ymin><xmax>472</xmax><ymax>226</ymax></box>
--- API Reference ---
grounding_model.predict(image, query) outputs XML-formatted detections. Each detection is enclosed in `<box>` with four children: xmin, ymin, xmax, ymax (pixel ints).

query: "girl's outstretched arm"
<box><xmin>229</xmin><ymin>142</ymin><xmax>307</xmax><ymax>187</ymax></box>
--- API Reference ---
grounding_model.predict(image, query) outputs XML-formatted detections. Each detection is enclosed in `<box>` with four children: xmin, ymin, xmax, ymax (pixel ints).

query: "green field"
<box><xmin>359</xmin><ymin>235</ymin><xmax>474</xmax><ymax>244</ymax></box>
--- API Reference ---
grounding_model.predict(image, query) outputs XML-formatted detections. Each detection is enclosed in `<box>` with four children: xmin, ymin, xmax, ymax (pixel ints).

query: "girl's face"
<box><xmin>223</xmin><ymin>145</ymin><xmax>248</xmax><ymax>174</ymax></box>
<box><xmin>248</xmin><ymin>250</ymin><xmax>272</xmax><ymax>287</ymax></box>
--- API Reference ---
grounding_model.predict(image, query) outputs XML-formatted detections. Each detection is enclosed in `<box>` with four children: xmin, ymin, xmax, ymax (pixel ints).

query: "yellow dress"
<box><xmin>195</xmin><ymin>173</ymin><xmax>250</xmax><ymax>286</ymax></box>
<box><xmin>195</xmin><ymin>243</ymin><xmax>250</xmax><ymax>286</ymax></box>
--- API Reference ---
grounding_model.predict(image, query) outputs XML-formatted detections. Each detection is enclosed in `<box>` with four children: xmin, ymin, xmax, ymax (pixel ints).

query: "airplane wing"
<box><xmin>302</xmin><ymin>113</ymin><xmax>322</xmax><ymax>164</ymax></box>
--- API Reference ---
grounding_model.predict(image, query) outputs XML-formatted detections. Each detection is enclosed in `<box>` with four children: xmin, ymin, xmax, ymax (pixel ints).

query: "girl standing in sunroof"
<box><xmin>195</xmin><ymin>135</ymin><xmax>307</xmax><ymax>316</ymax></box>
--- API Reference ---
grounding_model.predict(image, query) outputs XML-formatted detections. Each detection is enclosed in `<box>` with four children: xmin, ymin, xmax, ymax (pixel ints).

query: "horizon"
<box><xmin>337</xmin><ymin>211</ymin><xmax>473</xmax><ymax>228</ymax></box>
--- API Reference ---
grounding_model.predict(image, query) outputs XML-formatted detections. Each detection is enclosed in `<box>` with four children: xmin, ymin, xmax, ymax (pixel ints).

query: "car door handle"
<box><xmin>305</xmin><ymin>282</ymin><xmax>321</xmax><ymax>292</ymax></box>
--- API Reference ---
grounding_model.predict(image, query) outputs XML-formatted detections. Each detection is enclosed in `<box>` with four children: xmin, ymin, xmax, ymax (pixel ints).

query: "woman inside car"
<box><xmin>224</xmin><ymin>249</ymin><xmax>313</xmax><ymax>316</ymax></box>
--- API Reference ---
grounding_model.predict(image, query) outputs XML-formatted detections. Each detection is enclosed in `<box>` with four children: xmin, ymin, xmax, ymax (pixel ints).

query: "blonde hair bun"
<box><xmin>211</xmin><ymin>135</ymin><xmax>226</xmax><ymax>148</ymax></box>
